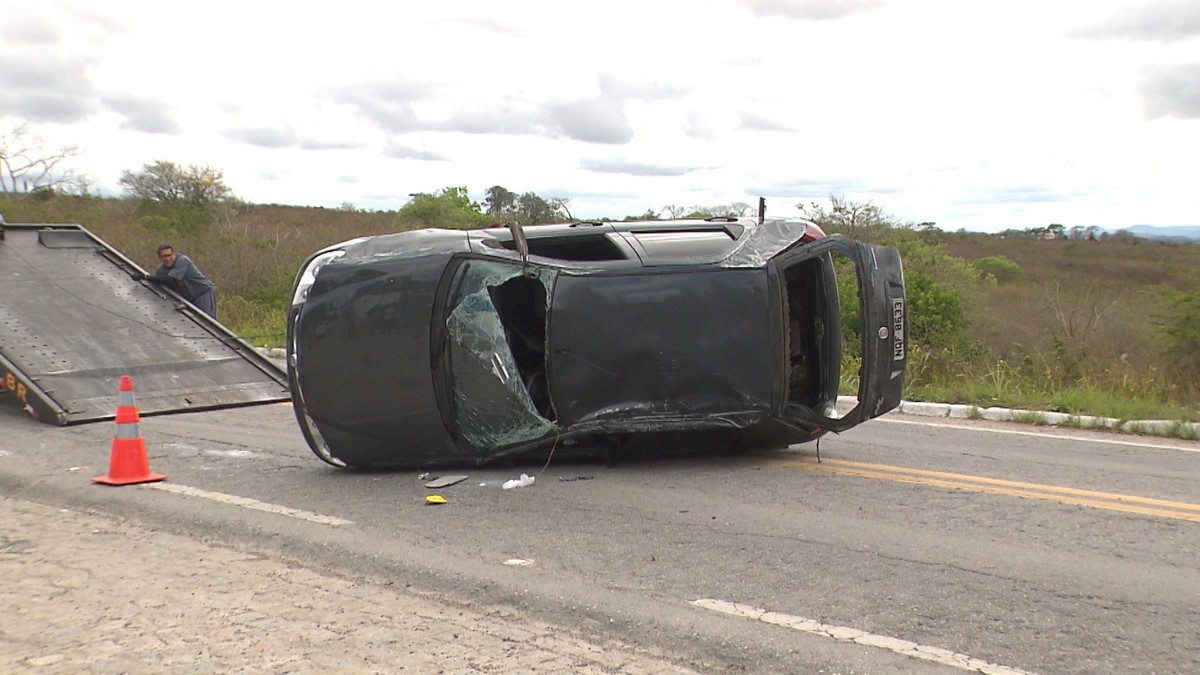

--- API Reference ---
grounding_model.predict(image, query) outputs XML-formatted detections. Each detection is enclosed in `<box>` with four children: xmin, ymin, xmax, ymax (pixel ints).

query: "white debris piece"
<box><xmin>502</xmin><ymin>473</ymin><xmax>535</xmax><ymax>490</ymax></box>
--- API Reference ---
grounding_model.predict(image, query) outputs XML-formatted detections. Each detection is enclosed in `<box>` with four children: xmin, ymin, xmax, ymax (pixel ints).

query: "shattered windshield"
<box><xmin>445</xmin><ymin>260</ymin><xmax>556</xmax><ymax>450</ymax></box>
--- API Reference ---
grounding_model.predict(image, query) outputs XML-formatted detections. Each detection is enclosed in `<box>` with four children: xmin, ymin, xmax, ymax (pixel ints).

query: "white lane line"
<box><xmin>148</xmin><ymin>483</ymin><xmax>353</xmax><ymax>526</ymax></box>
<box><xmin>879</xmin><ymin>417</ymin><xmax>1200</xmax><ymax>452</ymax></box>
<box><xmin>692</xmin><ymin>598</ymin><xmax>1034</xmax><ymax>675</ymax></box>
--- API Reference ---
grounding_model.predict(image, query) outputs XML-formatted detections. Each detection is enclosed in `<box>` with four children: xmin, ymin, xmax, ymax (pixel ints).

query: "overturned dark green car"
<box><xmin>287</xmin><ymin>217</ymin><xmax>906</xmax><ymax>469</ymax></box>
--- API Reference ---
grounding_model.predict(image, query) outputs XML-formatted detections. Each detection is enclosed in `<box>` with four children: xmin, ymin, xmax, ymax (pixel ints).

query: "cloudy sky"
<box><xmin>2</xmin><ymin>0</ymin><xmax>1197</xmax><ymax>231</ymax></box>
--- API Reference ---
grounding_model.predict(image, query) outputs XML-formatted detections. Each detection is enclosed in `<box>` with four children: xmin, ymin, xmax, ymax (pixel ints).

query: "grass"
<box><xmin>220</xmin><ymin>295</ymin><xmax>288</xmax><ymax>347</ymax></box>
<box><xmin>1169</xmin><ymin>423</ymin><xmax>1199</xmax><ymax>441</ymax></box>
<box><xmin>906</xmin><ymin>369</ymin><xmax>1198</xmax><ymax>424</ymax></box>
<box><xmin>1010</xmin><ymin>410</ymin><xmax>1046</xmax><ymax>425</ymax></box>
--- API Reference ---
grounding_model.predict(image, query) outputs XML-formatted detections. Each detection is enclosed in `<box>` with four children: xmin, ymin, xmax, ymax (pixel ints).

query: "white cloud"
<box><xmin>1</xmin><ymin>0</ymin><xmax>1197</xmax><ymax>230</ymax></box>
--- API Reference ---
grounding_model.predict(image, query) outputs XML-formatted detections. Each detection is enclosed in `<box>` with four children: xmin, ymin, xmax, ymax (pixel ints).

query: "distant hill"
<box><xmin>1118</xmin><ymin>225</ymin><xmax>1200</xmax><ymax>242</ymax></box>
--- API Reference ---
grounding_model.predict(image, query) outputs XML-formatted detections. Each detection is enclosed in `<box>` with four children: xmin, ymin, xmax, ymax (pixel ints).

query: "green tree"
<box><xmin>119</xmin><ymin>160</ymin><xmax>233</xmax><ymax>206</ymax></box>
<box><xmin>484</xmin><ymin>185</ymin><xmax>518</xmax><ymax>218</ymax></box>
<box><xmin>798</xmin><ymin>195</ymin><xmax>889</xmax><ymax>241</ymax></box>
<box><xmin>483</xmin><ymin>186</ymin><xmax>570</xmax><ymax>224</ymax></box>
<box><xmin>624</xmin><ymin>209</ymin><xmax>660</xmax><ymax>221</ymax></box>
<box><xmin>119</xmin><ymin>160</ymin><xmax>235</xmax><ymax>234</ymax></box>
<box><xmin>395</xmin><ymin>187</ymin><xmax>489</xmax><ymax>230</ymax></box>
<box><xmin>799</xmin><ymin>195</ymin><xmax>979</xmax><ymax>352</ymax></box>
<box><xmin>549</xmin><ymin>196</ymin><xmax>574</xmax><ymax>220</ymax></box>
<box><xmin>970</xmin><ymin>255</ymin><xmax>1024</xmax><ymax>283</ymax></box>
<box><xmin>515</xmin><ymin>192</ymin><xmax>567</xmax><ymax>224</ymax></box>
<box><xmin>878</xmin><ymin>227</ymin><xmax>978</xmax><ymax>350</ymax></box>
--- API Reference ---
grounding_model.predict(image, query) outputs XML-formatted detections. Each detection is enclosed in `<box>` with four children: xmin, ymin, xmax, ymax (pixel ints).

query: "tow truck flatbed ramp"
<box><xmin>1</xmin><ymin>223</ymin><xmax>290</xmax><ymax>425</ymax></box>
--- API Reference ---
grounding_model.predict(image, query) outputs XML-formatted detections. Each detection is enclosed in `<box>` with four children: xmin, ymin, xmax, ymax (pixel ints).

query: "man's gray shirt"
<box><xmin>156</xmin><ymin>254</ymin><xmax>217</xmax><ymax>319</ymax></box>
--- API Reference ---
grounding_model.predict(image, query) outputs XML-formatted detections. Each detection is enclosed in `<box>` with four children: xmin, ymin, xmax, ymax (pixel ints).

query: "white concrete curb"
<box><xmin>836</xmin><ymin>396</ymin><xmax>1199</xmax><ymax>440</ymax></box>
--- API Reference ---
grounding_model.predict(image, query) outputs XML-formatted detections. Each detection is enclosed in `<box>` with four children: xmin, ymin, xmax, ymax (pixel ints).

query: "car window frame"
<box><xmin>430</xmin><ymin>253</ymin><xmax>561</xmax><ymax>454</ymax></box>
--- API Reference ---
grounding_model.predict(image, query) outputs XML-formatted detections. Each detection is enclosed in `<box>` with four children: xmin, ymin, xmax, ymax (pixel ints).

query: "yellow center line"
<box><xmin>753</xmin><ymin>454</ymin><xmax>1200</xmax><ymax>523</ymax></box>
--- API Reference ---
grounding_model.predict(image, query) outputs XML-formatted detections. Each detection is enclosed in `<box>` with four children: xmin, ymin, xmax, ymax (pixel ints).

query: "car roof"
<box><xmin>467</xmin><ymin>217</ymin><xmax>818</xmax><ymax>267</ymax></box>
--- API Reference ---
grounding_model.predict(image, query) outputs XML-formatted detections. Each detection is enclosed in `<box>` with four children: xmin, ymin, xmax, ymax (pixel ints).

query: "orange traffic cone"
<box><xmin>93</xmin><ymin>375</ymin><xmax>165</xmax><ymax>486</ymax></box>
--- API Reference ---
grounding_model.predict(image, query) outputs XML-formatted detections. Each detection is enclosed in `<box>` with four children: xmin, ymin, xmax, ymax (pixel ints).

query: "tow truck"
<box><xmin>0</xmin><ymin>222</ymin><xmax>289</xmax><ymax>425</ymax></box>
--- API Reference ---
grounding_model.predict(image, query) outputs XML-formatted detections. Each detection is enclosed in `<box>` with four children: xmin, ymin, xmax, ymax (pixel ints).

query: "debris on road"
<box><xmin>502</xmin><ymin>473</ymin><xmax>535</xmax><ymax>490</ymax></box>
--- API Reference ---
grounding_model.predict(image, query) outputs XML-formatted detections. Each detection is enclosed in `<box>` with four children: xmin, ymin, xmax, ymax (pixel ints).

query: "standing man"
<box><xmin>145</xmin><ymin>243</ymin><xmax>218</xmax><ymax>319</ymax></box>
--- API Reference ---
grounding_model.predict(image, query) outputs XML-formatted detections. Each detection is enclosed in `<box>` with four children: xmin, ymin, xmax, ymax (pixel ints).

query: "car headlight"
<box><xmin>291</xmin><ymin>250</ymin><xmax>346</xmax><ymax>307</ymax></box>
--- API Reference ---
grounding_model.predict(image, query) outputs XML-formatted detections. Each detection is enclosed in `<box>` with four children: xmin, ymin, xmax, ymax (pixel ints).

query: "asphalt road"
<box><xmin>2</xmin><ymin>396</ymin><xmax>1198</xmax><ymax>674</ymax></box>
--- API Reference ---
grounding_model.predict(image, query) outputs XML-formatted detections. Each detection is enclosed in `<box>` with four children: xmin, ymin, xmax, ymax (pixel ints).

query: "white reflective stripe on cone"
<box><xmin>116</xmin><ymin>423</ymin><xmax>140</xmax><ymax>439</ymax></box>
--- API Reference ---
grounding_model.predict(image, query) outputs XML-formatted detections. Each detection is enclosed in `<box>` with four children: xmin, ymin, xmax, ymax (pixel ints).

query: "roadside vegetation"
<box><xmin>803</xmin><ymin>198</ymin><xmax>1198</xmax><ymax>430</ymax></box>
<box><xmin>2</xmin><ymin>154</ymin><xmax>1197</xmax><ymax>430</ymax></box>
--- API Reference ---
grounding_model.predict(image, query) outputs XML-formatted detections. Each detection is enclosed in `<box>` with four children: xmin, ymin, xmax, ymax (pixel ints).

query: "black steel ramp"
<box><xmin>0</xmin><ymin>223</ymin><xmax>290</xmax><ymax>425</ymax></box>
